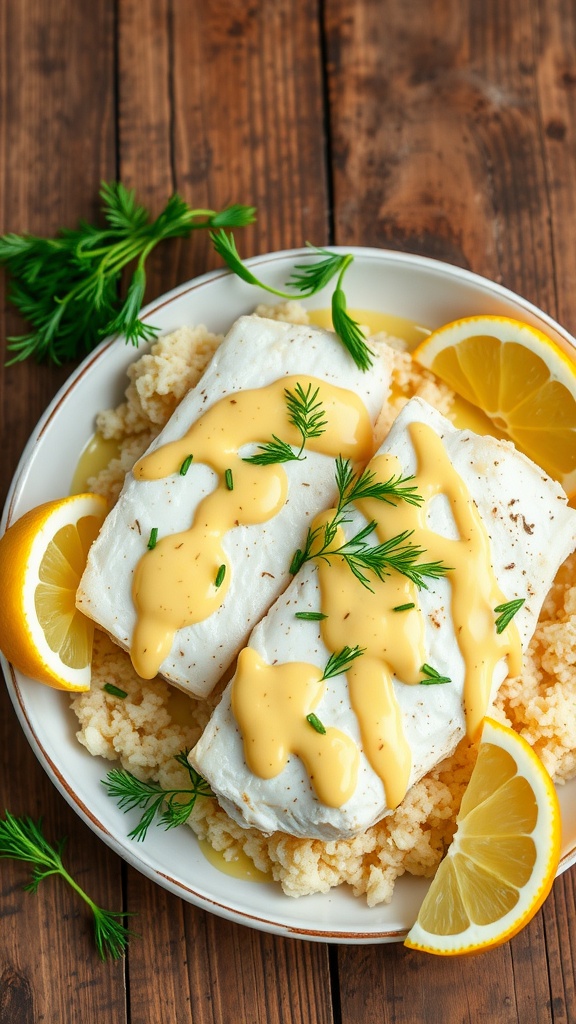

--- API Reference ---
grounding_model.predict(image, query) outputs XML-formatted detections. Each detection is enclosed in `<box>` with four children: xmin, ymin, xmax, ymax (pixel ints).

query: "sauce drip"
<box><xmin>231</xmin><ymin>647</ymin><xmax>360</xmax><ymax>807</ymax></box>
<box><xmin>130</xmin><ymin>375</ymin><xmax>374</xmax><ymax>678</ymax></box>
<box><xmin>232</xmin><ymin>421</ymin><xmax>523</xmax><ymax>811</ymax></box>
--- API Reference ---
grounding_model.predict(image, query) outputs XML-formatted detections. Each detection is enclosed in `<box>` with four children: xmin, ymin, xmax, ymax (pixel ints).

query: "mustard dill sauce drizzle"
<box><xmin>129</xmin><ymin>375</ymin><xmax>374</xmax><ymax>679</ymax></box>
<box><xmin>232</xmin><ymin>421</ymin><xmax>523</xmax><ymax>812</ymax></box>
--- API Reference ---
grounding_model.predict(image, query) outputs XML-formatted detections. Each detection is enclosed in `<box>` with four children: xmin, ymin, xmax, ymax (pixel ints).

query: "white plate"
<box><xmin>2</xmin><ymin>247</ymin><xmax>575</xmax><ymax>944</ymax></box>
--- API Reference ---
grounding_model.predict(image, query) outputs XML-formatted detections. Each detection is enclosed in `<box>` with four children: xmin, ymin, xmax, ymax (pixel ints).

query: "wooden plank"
<box><xmin>533</xmin><ymin>0</ymin><xmax>576</xmax><ymax>334</ymax></box>
<box><xmin>125</xmin><ymin>873</ymin><xmax>334</xmax><ymax>1024</ymax></box>
<box><xmin>117</xmin><ymin>0</ymin><xmax>330</xmax><ymax>301</ymax></box>
<box><xmin>323</xmin><ymin>0</ymin><xmax>558</xmax><ymax>313</ymax></box>
<box><xmin>0</xmin><ymin>2</ymin><xmax>126</xmax><ymax>1021</ymax></box>
<box><xmin>336</xmin><ymin>880</ymin><xmax>573</xmax><ymax>1024</ymax></box>
<box><xmin>116</xmin><ymin>2</ymin><xmax>333</xmax><ymax>1022</ymax></box>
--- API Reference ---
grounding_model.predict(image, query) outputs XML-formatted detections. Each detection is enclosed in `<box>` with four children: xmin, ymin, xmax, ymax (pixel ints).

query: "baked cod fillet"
<box><xmin>190</xmin><ymin>397</ymin><xmax>576</xmax><ymax>840</ymax></box>
<box><xmin>76</xmin><ymin>314</ymin><xmax>390</xmax><ymax>697</ymax></box>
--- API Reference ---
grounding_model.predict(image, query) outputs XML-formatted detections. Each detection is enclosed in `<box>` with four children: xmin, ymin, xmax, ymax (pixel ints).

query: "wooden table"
<box><xmin>1</xmin><ymin>2</ymin><xmax>575</xmax><ymax>1021</ymax></box>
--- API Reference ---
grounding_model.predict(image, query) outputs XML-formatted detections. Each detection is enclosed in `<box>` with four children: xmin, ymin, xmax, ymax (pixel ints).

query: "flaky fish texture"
<box><xmin>191</xmin><ymin>398</ymin><xmax>576</xmax><ymax>839</ymax></box>
<box><xmin>76</xmin><ymin>315</ymin><xmax>390</xmax><ymax>697</ymax></box>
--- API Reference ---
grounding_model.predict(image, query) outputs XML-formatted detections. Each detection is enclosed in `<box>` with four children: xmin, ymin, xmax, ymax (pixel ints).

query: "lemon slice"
<box><xmin>0</xmin><ymin>493</ymin><xmax>108</xmax><ymax>691</ymax></box>
<box><xmin>404</xmin><ymin>717</ymin><xmax>561</xmax><ymax>955</ymax></box>
<box><xmin>413</xmin><ymin>315</ymin><xmax>576</xmax><ymax>496</ymax></box>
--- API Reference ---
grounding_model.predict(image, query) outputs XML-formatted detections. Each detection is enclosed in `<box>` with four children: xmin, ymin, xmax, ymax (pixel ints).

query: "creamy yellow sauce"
<box><xmin>308</xmin><ymin>307</ymin><xmax>429</xmax><ymax>349</ymax></box>
<box><xmin>130</xmin><ymin>375</ymin><xmax>374</xmax><ymax>679</ymax></box>
<box><xmin>232</xmin><ymin>647</ymin><xmax>360</xmax><ymax>807</ymax></box>
<box><xmin>71</xmin><ymin>433</ymin><xmax>120</xmax><ymax>494</ymax></box>
<box><xmin>231</xmin><ymin>422</ymin><xmax>522</xmax><ymax>811</ymax></box>
<box><xmin>198</xmin><ymin>839</ymin><xmax>270</xmax><ymax>882</ymax></box>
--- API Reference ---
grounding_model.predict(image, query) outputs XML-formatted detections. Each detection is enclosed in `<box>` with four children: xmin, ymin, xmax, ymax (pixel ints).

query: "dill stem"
<box><xmin>335</xmin><ymin>253</ymin><xmax>354</xmax><ymax>290</ymax></box>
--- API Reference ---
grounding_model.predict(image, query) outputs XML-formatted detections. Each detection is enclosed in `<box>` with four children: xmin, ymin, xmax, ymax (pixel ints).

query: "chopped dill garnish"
<box><xmin>420</xmin><ymin>664</ymin><xmax>451</xmax><ymax>685</ymax></box>
<box><xmin>147</xmin><ymin>527</ymin><xmax>158</xmax><ymax>550</ymax></box>
<box><xmin>392</xmin><ymin>603</ymin><xmax>416</xmax><ymax>612</ymax></box>
<box><xmin>306</xmin><ymin>713</ymin><xmax>326</xmax><ymax>735</ymax></box>
<box><xmin>214</xmin><ymin>564</ymin><xmax>226</xmax><ymax>588</ymax></box>
<box><xmin>295</xmin><ymin>611</ymin><xmax>328</xmax><ymax>621</ymax></box>
<box><xmin>103</xmin><ymin>683</ymin><xmax>128</xmax><ymax>699</ymax></box>
<box><xmin>179</xmin><ymin>454</ymin><xmax>193</xmax><ymax>476</ymax></box>
<box><xmin>225</xmin><ymin>468</ymin><xmax>234</xmax><ymax>490</ymax></box>
<box><xmin>494</xmin><ymin>598</ymin><xmax>525</xmax><ymax>634</ymax></box>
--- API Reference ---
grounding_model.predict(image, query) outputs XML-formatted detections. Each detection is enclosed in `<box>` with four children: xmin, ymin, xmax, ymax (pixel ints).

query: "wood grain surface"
<box><xmin>0</xmin><ymin>1</ymin><xmax>575</xmax><ymax>1022</ymax></box>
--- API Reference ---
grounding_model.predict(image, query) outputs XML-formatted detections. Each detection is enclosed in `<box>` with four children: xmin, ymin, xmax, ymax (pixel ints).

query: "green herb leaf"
<box><xmin>103</xmin><ymin>751</ymin><xmax>214</xmax><ymax>843</ymax></box>
<box><xmin>179</xmin><ymin>454</ymin><xmax>193</xmax><ymax>476</ymax></box>
<box><xmin>392</xmin><ymin>603</ymin><xmax>416</xmax><ymax>612</ymax></box>
<box><xmin>243</xmin><ymin>434</ymin><xmax>301</xmax><ymax>466</ymax></box>
<box><xmin>225</xmin><ymin>468</ymin><xmax>234</xmax><ymax>490</ymax></box>
<box><xmin>0</xmin><ymin>183</ymin><xmax>256</xmax><ymax>365</ymax></box>
<box><xmin>103</xmin><ymin>683</ymin><xmax>128</xmax><ymax>699</ymax></box>
<box><xmin>147</xmin><ymin>527</ymin><xmax>158</xmax><ymax>550</ymax></box>
<box><xmin>420</xmin><ymin>663</ymin><xmax>451</xmax><ymax>685</ymax></box>
<box><xmin>295</xmin><ymin>611</ymin><xmax>328</xmax><ymax>621</ymax></box>
<box><xmin>306</xmin><ymin>712</ymin><xmax>327</xmax><ymax>735</ymax></box>
<box><xmin>285</xmin><ymin>382</ymin><xmax>328</xmax><ymax>442</ymax></box>
<box><xmin>336</xmin><ymin>456</ymin><xmax>424</xmax><ymax>508</ymax></box>
<box><xmin>215</xmin><ymin>564</ymin><xmax>226</xmax><ymax>588</ymax></box>
<box><xmin>0</xmin><ymin>812</ymin><xmax>134</xmax><ymax>960</ymax></box>
<box><xmin>321</xmin><ymin>645</ymin><xmax>365</xmax><ymax>680</ymax></box>
<box><xmin>331</xmin><ymin>281</ymin><xmax>374</xmax><ymax>371</ymax></box>
<box><xmin>494</xmin><ymin>598</ymin><xmax>525</xmax><ymax>634</ymax></box>
<box><xmin>286</xmin><ymin>246</ymin><xmax>350</xmax><ymax>294</ymax></box>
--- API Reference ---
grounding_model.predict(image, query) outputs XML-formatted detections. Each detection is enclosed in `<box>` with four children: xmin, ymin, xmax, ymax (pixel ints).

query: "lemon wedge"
<box><xmin>404</xmin><ymin>717</ymin><xmax>561</xmax><ymax>955</ymax></box>
<box><xmin>0</xmin><ymin>493</ymin><xmax>108</xmax><ymax>691</ymax></box>
<box><xmin>413</xmin><ymin>315</ymin><xmax>576</xmax><ymax>496</ymax></box>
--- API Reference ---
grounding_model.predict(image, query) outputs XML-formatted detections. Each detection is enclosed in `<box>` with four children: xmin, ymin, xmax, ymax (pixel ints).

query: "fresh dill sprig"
<box><xmin>0</xmin><ymin>812</ymin><xmax>134</xmax><ymax>960</ymax></box>
<box><xmin>243</xmin><ymin>382</ymin><xmax>327</xmax><ymax>465</ymax></box>
<box><xmin>335</xmin><ymin>455</ymin><xmax>424</xmax><ymax>509</ymax></box>
<box><xmin>289</xmin><ymin>456</ymin><xmax>448</xmax><ymax>591</ymax></box>
<box><xmin>210</xmin><ymin>234</ymin><xmax>374</xmax><ymax>370</ymax></box>
<box><xmin>321</xmin><ymin>645</ymin><xmax>365</xmax><ymax>680</ymax></box>
<box><xmin>243</xmin><ymin>435</ymin><xmax>298</xmax><ymax>465</ymax></box>
<box><xmin>306</xmin><ymin>712</ymin><xmax>326</xmax><ymax>735</ymax></box>
<box><xmin>211</xmin><ymin>234</ymin><xmax>347</xmax><ymax>297</ymax></box>
<box><xmin>103</xmin><ymin>751</ymin><xmax>214</xmax><ymax>842</ymax></box>
<box><xmin>420</xmin><ymin>664</ymin><xmax>452</xmax><ymax>685</ymax></box>
<box><xmin>0</xmin><ymin>183</ymin><xmax>256</xmax><ymax>365</ymax></box>
<box><xmin>294</xmin><ymin>523</ymin><xmax>448</xmax><ymax>592</ymax></box>
<box><xmin>494</xmin><ymin>597</ymin><xmax>525</xmax><ymax>634</ymax></box>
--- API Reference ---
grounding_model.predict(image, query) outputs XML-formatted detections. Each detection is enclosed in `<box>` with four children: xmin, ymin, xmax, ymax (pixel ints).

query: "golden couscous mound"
<box><xmin>71</xmin><ymin>303</ymin><xmax>576</xmax><ymax>904</ymax></box>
